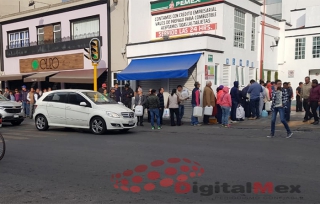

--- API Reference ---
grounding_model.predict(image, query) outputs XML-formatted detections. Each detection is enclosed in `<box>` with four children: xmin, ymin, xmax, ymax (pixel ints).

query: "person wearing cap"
<box><xmin>121</xmin><ymin>84</ymin><xmax>134</xmax><ymax>109</ymax></box>
<box><xmin>98</xmin><ymin>83</ymin><xmax>107</xmax><ymax>94</ymax></box>
<box><xmin>20</xmin><ymin>85</ymin><xmax>29</xmax><ymax>117</ymax></box>
<box><xmin>109</xmin><ymin>87</ymin><xmax>117</xmax><ymax>101</ymax></box>
<box><xmin>3</xmin><ymin>87</ymin><xmax>10</xmax><ymax>100</ymax></box>
<box><xmin>191</xmin><ymin>82</ymin><xmax>201</xmax><ymax>126</ymax></box>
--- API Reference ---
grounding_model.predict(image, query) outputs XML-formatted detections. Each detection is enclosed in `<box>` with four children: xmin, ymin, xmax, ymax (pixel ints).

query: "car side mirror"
<box><xmin>80</xmin><ymin>102</ymin><xmax>87</xmax><ymax>106</ymax></box>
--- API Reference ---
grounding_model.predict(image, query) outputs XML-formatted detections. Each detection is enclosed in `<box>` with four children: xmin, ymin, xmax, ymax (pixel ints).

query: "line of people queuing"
<box><xmin>0</xmin><ymin>86</ymin><xmax>52</xmax><ymax>119</ymax></box>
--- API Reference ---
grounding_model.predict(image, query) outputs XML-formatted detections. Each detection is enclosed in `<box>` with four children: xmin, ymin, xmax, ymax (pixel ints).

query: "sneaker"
<box><xmin>248</xmin><ymin>117</ymin><xmax>256</xmax><ymax>120</ymax></box>
<box><xmin>313</xmin><ymin>121</ymin><xmax>319</xmax><ymax>125</ymax></box>
<box><xmin>231</xmin><ymin>120</ymin><xmax>238</xmax><ymax>123</ymax></box>
<box><xmin>286</xmin><ymin>132</ymin><xmax>293</xmax><ymax>138</ymax></box>
<box><xmin>267</xmin><ymin>134</ymin><xmax>274</xmax><ymax>138</ymax></box>
<box><xmin>303</xmin><ymin>119</ymin><xmax>308</xmax><ymax>122</ymax></box>
<box><xmin>158</xmin><ymin>126</ymin><xmax>161</xmax><ymax>130</ymax></box>
<box><xmin>196</xmin><ymin>124</ymin><xmax>202</xmax><ymax>126</ymax></box>
<box><xmin>152</xmin><ymin>127</ymin><xmax>155</xmax><ymax>130</ymax></box>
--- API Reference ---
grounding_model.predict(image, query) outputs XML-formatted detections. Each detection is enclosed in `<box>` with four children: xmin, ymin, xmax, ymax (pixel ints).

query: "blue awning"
<box><xmin>117</xmin><ymin>53</ymin><xmax>201</xmax><ymax>80</ymax></box>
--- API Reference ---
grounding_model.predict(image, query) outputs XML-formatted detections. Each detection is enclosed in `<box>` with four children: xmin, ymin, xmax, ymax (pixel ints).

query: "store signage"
<box><xmin>151</xmin><ymin>4</ymin><xmax>220</xmax><ymax>38</ymax></box>
<box><xmin>226</xmin><ymin>58</ymin><xmax>229</xmax><ymax>65</ymax></box>
<box><xmin>151</xmin><ymin>0</ymin><xmax>218</xmax><ymax>14</ymax></box>
<box><xmin>208</xmin><ymin>54</ymin><xmax>213</xmax><ymax>62</ymax></box>
<box><xmin>205</xmin><ymin>65</ymin><xmax>214</xmax><ymax>80</ymax></box>
<box><xmin>20</xmin><ymin>53</ymin><xmax>84</xmax><ymax>73</ymax></box>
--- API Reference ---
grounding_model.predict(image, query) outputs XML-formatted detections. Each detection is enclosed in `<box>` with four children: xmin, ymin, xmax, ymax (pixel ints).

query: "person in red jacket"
<box><xmin>309</xmin><ymin>79</ymin><xmax>320</xmax><ymax>125</ymax></box>
<box><xmin>218</xmin><ymin>86</ymin><xmax>232</xmax><ymax>127</ymax></box>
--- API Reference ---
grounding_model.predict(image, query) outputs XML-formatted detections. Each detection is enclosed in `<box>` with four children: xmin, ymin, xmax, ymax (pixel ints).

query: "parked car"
<box><xmin>0</xmin><ymin>95</ymin><xmax>24</xmax><ymax>126</ymax></box>
<box><xmin>33</xmin><ymin>90</ymin><xmax>137</xmax><ymax>135</ymax></box>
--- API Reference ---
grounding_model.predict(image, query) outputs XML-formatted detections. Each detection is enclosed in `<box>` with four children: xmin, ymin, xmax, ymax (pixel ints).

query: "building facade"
<box><xmin>118</xmin><ymin>0</ymin><xmax>264</xmax><ymax>119</ymax></box>
<box><xmin>0</xmin><ymin>0</ymin><xmax>128</xmax><ymax>90</ymax></box>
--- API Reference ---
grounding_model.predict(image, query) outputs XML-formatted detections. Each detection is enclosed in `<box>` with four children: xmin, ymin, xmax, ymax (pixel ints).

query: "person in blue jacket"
<box><xmin>247</xmin><ymin>79</ymin><xmax>263</xmax><ymax>119</ymax></box>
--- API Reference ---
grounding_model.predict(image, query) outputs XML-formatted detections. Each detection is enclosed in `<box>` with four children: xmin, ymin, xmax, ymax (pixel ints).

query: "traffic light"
<box><xmin>90</xmin><ymin>38</ymin><xmax>101</xmax><ymax>63</ymax></box>
<box><xmin>83</xmin><ymin>38</ymin><xmax>101</xmax><ymax>63</ymax></box>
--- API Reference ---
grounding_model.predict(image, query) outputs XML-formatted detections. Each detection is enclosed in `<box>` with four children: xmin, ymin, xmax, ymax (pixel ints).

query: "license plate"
<box><xmin>14</xmin><ymin>115</ymin><xmax>19</xmax><ymax>118</ymax></box>
<box><xmin>128</xmin><ymin>120</ymin><xmax>134</xmax><ymax>125</ymax></box>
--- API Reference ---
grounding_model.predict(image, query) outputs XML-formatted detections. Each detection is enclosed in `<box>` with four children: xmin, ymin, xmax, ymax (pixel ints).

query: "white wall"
<box><xmin>305</xmin><ymin>6</ymin><xmax>320</xmax><ymax>27</ymax></box>
<box><xmin>282</xmin><ymin>0</ymin><xmax>320</xmax><ymax>23</ymax></box>
<box><xmin>290</xmin><ymin>10</ymin><xmax>306</xmax><ymax>28</ymax></box>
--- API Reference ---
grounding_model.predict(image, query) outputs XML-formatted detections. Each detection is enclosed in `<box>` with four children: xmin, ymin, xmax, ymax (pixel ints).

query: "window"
<box><xmin>295</xmin><ymin>38</ymin><xmax>305</xmax><ymax>59</ymax></box>
<box><xmin>43</xmin><ymin>92</ymin><xmax>67</xmax><ymax>103</ymax></box>
<box><xmin>312</xmin><ymin>36</ymin><xmax>320</xmax><ymax>58</ymax></box>
<box><xmin>251</xmin><ymin>16</ymin><xmax>256</xmax><ymax>51</ymax></box>
<box><xmin>54</xmin><ymin>24</ymin><xmax>61</xmax><ymax>43</ymax></box>
<box><xmin>82</xmin><ymin>92</ymin><xmax>117</xmax><ymax>104</ymax></box>
<box><xmin>71</xmin><ymin>17</ymin><xmax>99</xmax><ymax>40</ymax></box>
<box><xmin>37</xmin><ymin>27</ymin><xmax>44</xmax><ymax>45</ymax></box>
<box><xmin>234</xmin><ymin>10</ymin><xmax>245</xmax><ymax>49</ymax></box>
<box><xmin>8</xmin><ymin>30</ymin><xmax>29</xmax><ymax>49</ymax></box>
<box><xmin>67</xmin><ymin>93</ymin><xmax>90</xmax><ymax>106</ymax></box>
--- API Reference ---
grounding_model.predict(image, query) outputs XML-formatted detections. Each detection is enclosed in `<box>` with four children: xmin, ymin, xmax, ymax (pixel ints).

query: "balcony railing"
<box><xmin>6</xmin><ymin>32</ymin><xmax>100</xmax><ymax>49</ymax></box>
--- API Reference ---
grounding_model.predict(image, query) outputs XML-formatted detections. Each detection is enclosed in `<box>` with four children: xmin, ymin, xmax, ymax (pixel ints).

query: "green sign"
<box><xmin>151</xmin><ymin>0</ymin><xmax>214</xmax><ymax>13</ymax></box>
<box><xmin>31</xmin><ymin>60</ymin><xmax>39</xmax><ymax>70</ymax></box>
<box><xmin>208</xmin><ymin>54</ymin><xmax>213</xmax><ymax>62</ymax></box>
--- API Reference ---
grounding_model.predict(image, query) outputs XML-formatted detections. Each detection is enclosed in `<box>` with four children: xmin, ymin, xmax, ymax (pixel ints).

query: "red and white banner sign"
<box><xmin>156</xmin><ymin>23</ymin><xmax>217</xmax><ymax>38</ymax></box>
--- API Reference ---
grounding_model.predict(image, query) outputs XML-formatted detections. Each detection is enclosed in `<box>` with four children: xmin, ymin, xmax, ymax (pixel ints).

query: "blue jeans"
<box><xmin>149</xmin><ymin>108</ymin><xmax>160</xmax><ymax>127</ymax></box>
<box><xmin>250</xmin><ymin>98</ymin><xmax>260</xmax><ymax>118</ymax></box>
<box><xmin>191</xmin><ymin>104</ymin><xmax>199</xmax><ymax>125</ymax></box>
<box><xmin>231</xmin><ymin>101</ymin><xmax>238</xmax><ymax>121</ymax></box>
<box><xmin>179</xmin><ymin>105</ymin><xmax>184</xmax><ymax>120</ymax></box>
<box><xmin>22</xmin><ymin>101</ymin><xmax>29</xmax><ymax>116</ymax></box>
<box><xmin>271</xmin><ymin>107</ymin><xmax>291</xmax><ymax>136</ymax></box>
<box><xmin>221</xmin><ymin>106</ymin><xmax>230</xmax><ymax>125</ymax></box>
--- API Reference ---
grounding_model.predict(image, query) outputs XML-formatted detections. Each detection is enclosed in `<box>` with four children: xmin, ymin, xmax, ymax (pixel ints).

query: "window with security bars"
<box><xmin>312</xmin><ymin>36</ymin><xmax>320</xmax><ymax>58</ymax></box>
<box><xmin>234</xmin><ymin>10</ymin><xmax>245</xmax><ymax>49</ymax></box>
<box><xmin>251</xmin><ymin>16</ymin><xmax>256</xmax><ymax>51</ymax></box>
<box><xmin>8</xmin><ymin>30</ymin><xmax>29</xmax><ymax>49</ymax></box>
<box><xmin>295</xmin><ymin>38</ymin><xmax>305</xmax><ymax>59</ymax></box>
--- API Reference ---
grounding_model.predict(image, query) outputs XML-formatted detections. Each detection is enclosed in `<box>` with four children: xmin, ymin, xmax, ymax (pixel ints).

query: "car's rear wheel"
<box><xmin>35</xmin><ymin>115</ymin><xmax>49</xmax><ymax>131</ymax></box>
<box><xmin>90</xmin><ymin>117</ymin><xmax>106</xmax><ymax>135</ymax></box>
<box><xmin>11</xmin><ymin>121</ymin><xmax>22</xmax><ymax>126</ymax></box>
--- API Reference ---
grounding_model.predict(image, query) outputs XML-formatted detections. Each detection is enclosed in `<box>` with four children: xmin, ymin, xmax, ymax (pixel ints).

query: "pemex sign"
<box><xmin>151</xmin><ymin>0</ymin><xmax>219</xmax><ymax>14</ymax></box>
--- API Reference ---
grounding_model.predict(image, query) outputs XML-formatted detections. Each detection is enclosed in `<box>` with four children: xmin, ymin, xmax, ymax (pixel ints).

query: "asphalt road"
<box><xmin>0</xmin><ymin>117</ymin><xmax>319</xmax><ymax>204</ymax></box>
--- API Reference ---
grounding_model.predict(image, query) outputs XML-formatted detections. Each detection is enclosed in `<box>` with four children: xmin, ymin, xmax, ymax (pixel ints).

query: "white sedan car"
<box><xmin>33</xmin><ymin>90</ymin><xmax>137</xmax><ymax>135</ymax></box>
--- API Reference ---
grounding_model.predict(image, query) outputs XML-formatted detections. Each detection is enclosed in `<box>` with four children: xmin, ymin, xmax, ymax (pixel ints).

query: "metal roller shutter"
<box><xmin>169</xmin><ymin>67</ymin><xmax>196</xmax><ymax>121</ymax></box>
<box><xmin>137</xmin><ymin>80</ymin><xmax>162</xmax><ymax>93</ymax></box>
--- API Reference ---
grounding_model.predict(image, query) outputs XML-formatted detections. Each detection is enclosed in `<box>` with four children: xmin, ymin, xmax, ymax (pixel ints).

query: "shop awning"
<box><xmin>0</xmin><ymin>73</ymin><xmax>36</xmax><ymax>81</ymax></box>
<box><xmin>49</xmin><ymin>68</ymin><xmax>107</xmax><ymax>83</ymax></box>
<box><xmin>117</xmin><ymin>53</ymin><xmax>202</xmax><ymax>80</ymax></box>
<box><xmin>23</xmin><ymin>72</ymin><xmax>59</xmax><ymax>82</ymax></box>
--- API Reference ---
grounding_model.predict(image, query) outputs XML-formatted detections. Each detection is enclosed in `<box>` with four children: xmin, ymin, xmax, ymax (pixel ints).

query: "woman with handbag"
<box><xmin>167</xmin><ymin>89</ymin><xmax>181</xmax><ymax>126</ymax></box>
<box><xmin>134</xmin><ymin>88</ymin><xmax>146</xmax><ymax>126</ymax></box>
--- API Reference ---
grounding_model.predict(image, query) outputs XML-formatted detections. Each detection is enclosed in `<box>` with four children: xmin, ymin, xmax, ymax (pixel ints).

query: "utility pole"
<box><xmin>107</xmin><ymin>0</ymin><xmax>112</xmax><ymax>92</ymax></box>
<box><xmin>260</xmin><ymin>0</ymin><xmax>266</xmax><ymax>80</ymax></box>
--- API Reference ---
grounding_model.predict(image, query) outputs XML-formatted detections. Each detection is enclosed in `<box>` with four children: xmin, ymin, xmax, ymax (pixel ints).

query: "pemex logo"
<box><xmin>110</xmin><ymin>158</ymin><xmax>204</xmax><ymax>194</ymax></box>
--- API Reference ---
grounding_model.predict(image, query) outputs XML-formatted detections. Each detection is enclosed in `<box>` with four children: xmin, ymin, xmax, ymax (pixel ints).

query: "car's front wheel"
<box><xmin>35</xmin><ymin>115</ymin><xmax>49</xmax><ymax>131</ymax></box>
<box><xmin>90</xmin><ymin>117</ymin><xmax>106</xmax><ymax>135</ymax></box>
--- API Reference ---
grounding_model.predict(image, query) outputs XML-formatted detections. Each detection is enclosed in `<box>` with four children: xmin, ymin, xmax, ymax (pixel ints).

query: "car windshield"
<box><xmin>82</xmin><ymin>92</ymin><xmax>117</xmax><ymax>104</ymax></box>
<box><xmin>0</xmin><ymin>94</ymin><xmax>9</xmax><ymax>101</ymax></box>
